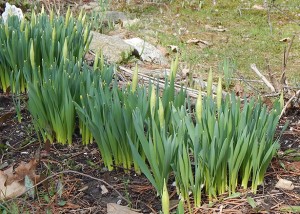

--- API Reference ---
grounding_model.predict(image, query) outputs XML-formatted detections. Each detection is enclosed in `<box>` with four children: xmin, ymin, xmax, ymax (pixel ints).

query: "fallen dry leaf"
<box><xmin>0</xmin><ymin>159</ymin><xmax>40</xmax><ymax>200</ymax></box>
<box><xmin>186</xmin><ymin>38</ymin><xmax>212</xmax><ymax>46</ymax></box>
<box><xmin>62</xmin><ymin>201</ymin><xmax>80</xmax><ymax>209</ymax></box>
<box><xmin>205</xmin><ymin>24</ymin><xmax>227</xmax><ymax>32</ymax></box>
<box><xmin>107</xmin><ymin>203</ymin><xmax>141</xmax><ymax>214</ymax></box>
<box><xmin>0</xmin><ymin>171</ymin><xmax>26</xmax><ymax>200</ymax></box>
<box><xmin>252</xmin><ymin>4</ymin><xmax>265</xmax><ymax>10</ymax></box>
<box><xmin>167</xmin><ymin>45</ymin><xmax>179</xmax><ymax>53</ymax></box>
<box><xmin>234</xmin><ymin>83</ymin><xmax>244</xmax><ymax>96</ymax></box>
<box><xmin>279</xmin><ymin>37</ymin><xmax>290</xmax><ymax>42</ymax></box>
<box><xmin>0</xmin><ymin>111</ymin><xmax>15</xmax><ymax>123</ymax></box>
<box><xmin>181</xmin><ymin>68</ymin><xmax>190</xmax><ymax>78</ymax></box>
<box><xmin>286</xmin><ymin>162</ymin><xmax>300</xmax><ymax>173</ymax></box>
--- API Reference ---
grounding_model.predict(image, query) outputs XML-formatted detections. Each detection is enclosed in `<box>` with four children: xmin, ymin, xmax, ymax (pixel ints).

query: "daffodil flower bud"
<box><xmin>207</xmin><ymin>68</ymin><xmax>213</xmax><ymax>97</ymax></box>
<box><xmin>158</xmin><ymin>97</ymin><xmax>165</xmax><ymax>127</ymax></box>
<box><xmin>63</xmin><ymin>38</ymin><xmax>68</xmax><ymax>61</ymax></box>
<box><xmin>161</xmin><ymin>179</ymin><xmax>170</xmax><ymax>214</ymax></box>
<box><xmin>131</xmin><ymin>64</ymin><xmax>138</xmax><ymax>93</ymax></box>
<box><xmin>150</xmin><ymin>87</ymin><xmax>156</xmax><ymax>117</ymax></box>
<box><xmin>30</xmin><ymin>42</ymin><xmax>35</xmax><ymax>68</ymax></box>
<box><xmin>217</xmin><ymin>76</ymin><xmax>222</xmax><ymax>109</ymax></box>
<box><xmin>196</xmin><ymin>88</ymin><xmax>203</xmax><ymax>122</ymax></box>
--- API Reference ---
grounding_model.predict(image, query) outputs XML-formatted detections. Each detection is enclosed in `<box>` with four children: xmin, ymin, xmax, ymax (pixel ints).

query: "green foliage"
<box><xmin>74</xmin><ymin>56</ymin><xmax>283</xmax><ymax>209</ymax></box>
<box><xmin>27</xmin><ymin>60</ymin><xmax>77</xmax><ymax>144</ymax></box>
<box><xmin>1</xmin><ymin>6</ymin><xmax>286</xmax><ymax>212</ymax></box>
<box><xmin>0</xmin><ymin>9</ymin><xmax>91</xmax><ymax>93</ymax></box>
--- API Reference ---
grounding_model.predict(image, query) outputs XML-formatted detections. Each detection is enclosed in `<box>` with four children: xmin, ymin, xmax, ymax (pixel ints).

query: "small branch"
<box><xmin>284</xmin><ymin>35</ymin><xmax>295</xmax><ymax>68</ymax></box>
<box><xmin>5</xmin><ymin>170</ymin><xmax>130</xmax><ymax>205</ymax></box>
<box><xmin>229</xmin><ymin>78</ymin><xmax>263</xmax><ymax>83</ymax></box>
<box><xmin>279</xmin><ymin>90</ymin><xmax>300</xmax><ymax>119</ymax></box>
<box><xmin>280</xmin><ymin>35</ymin><xmax>295</xmax><ymax>85</ymax></box>
<box><xmin>266</xmin><ymin>2</ymin><xmax>273</xmax><ymax>35</ymax></box>
<box><xmin>263</xmin><ymin>92</ymin><xmax>281</xmax><ymax>97</ymax></box>
<box><xmin>250</xmin><ymin>64</ymin><xmax>275</xmax><ymax>92</ymax></box>
<box><xmin>235</xmin><ymin>70</ymin><xmax>262</xmax><ymax>94</ymax></box>
<box><xmin>118</xmin><ymin>66</ymin><xmax>207</xmax><ymax>99</ymax></box>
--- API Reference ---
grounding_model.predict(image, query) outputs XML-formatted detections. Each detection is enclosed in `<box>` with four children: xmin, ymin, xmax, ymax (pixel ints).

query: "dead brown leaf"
<box><xmin>286</xmin><ymin>162</ymin><xmax>300</xmax><ymax>173</ymax></box>
<box><xmin>62</xmin><ymin>201</ymin><xmax>81</xmax><ymax>209</ymax></box>
<box><xmin>279</xmin><ymin>37</ymin><xmax>290</xmax><ymax>42</ymax></box>
<box><xmin>234</xmin><ymin>83</ymin><xmax>244</xmax><ymax>96</ymax></box>
<box><xmin>0</xmin><ymin>159</ymin><xmax>40</xmax><ymax>200</ymax></box>
<box><xmin>0</xmin><ymin>112</ymin><xmax>15</xmax><ymax>123</ymax></box>
<box><xmin>186</xmin><ymin>38</ymin><xmax>212</xmax><ymax>47</ymax></box>
<box><xmin>205</xmin><ymin>24</ymin><xmax>227</xmax><ymax>32</ymax></box>
<box><xmin>252</xmin><ymin>4</ymin><xmax>265</xmax><ymax>10</ymax></box>
<box><xmin>107</xmin><ymin>203</ymin><xmax>141</xmax><ymax>214</ymax></box>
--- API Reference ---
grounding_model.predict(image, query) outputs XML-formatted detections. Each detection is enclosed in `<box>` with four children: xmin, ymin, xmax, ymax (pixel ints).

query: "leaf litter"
<box><xmin>0</xmin><ymin>158</ymin><xmax>40</xmax><ymax>199</ymax></box>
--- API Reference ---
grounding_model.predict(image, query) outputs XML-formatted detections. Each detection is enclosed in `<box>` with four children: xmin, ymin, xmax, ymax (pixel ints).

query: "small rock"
<box><xmin>89</xmin><ymin>31</ymin><xmax>134</xmax><ymax>64</ymax></box>
<box><xmin>275</xmin><ymin>179</ymin><xmax>294</xmax><ymax>190</ymax></box>
<box><xmin>100</xmin><ymin>185</ymin><xmax>108</xmax><ymax>194</ymax></box>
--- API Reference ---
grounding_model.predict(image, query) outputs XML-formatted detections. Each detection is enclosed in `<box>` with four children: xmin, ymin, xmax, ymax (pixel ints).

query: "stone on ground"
<box><xmin>89</xmin><ymin>31</ymin><xmax>134</xmax><ymax>64</ymax></box>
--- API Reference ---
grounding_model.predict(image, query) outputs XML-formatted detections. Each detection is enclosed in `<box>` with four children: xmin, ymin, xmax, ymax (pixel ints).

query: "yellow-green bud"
<box><xmin>63</xmin><ymin>38</ymin><xmax>68</xmax><ymax>61</ymax></box>
<box><xmin>31</xmin><ymin>11</ymin><xmax>36</xmax><ymax>27</ymax></box>
<box><xmin>82</xmin><ymin>14</ymin><xmax>86</xmax><ymax>25</ymax></box>
<box><xmin>52</xmin><ymin>27</ymin><xmax>56</xmax><ymax>43</ymax></box>
<box><xmin>279</xmin><ymin>91</ymin><xmax>284</xmax><ymax>110</ymax></box>
<box><xmin>20</xmin><ymin>19</ymin><xmax>25</xmax><ymax>31</ymax></box>
<box><xmin>196</xmin><ymin>88</ymin><xmax>203</xmax><ymax>122</ymax></box>
<box><xmin>131</xmin><ymin>64</ymin><xmax>138</xmax><ymax>93</ymax></box>
<box><xmin>161</xmin><ymin>179</ymin><xmax>170</xmax><ymax>214</ymax></box>
<box><xmin>4</xmin><ymin>23</ymin><xmax>8</xmax><ymax>38</ymax></box>
<box><xmin>100</xmin><ymin>51</ymin><xmax>104</xmax><ymax>71</ymax></box>
<box><xmin>30</xmin><ymin>42</ymin><xmax>35</xmax><ymax>68</ymax></box>
<box><xmin>207</xmin><ymin>68</ymin><xmax>213</xmax><ymax>97</ymax></box>
<box><xmin>158</xmin><ymin>98</ymin><xmax>165</xmax><ymax>127</ymax></box>
<box><xmin>150</xmin><ymin>87</ymin><xmax>156</xmax><ymax>117</ymax></box>
<box><xmin>50</xmin><ymin>9</ymin><xmax>54</xmax><ymax>24</ymax></box>
<box><xmin>170</xmin><ymin>54</ymin><xmax>179</xmax><ymax>81</ymax></box>
<box><xmin>94</xmin><ymin>52</ymin><xmax>99</xmax><ymax>71</ymax></box>
<box><xmin>65</xmin><ymin>7</ymin><xmax>71</xmax><ymax>26</ymax></box>
<box><xmin>41</xmin><ymin>5</ymin><xmax>45</xmax><ymax>14</ymax></box>
<box><xmin>216</xmin><ymin>76</ymin><xmax>222</xmax><ymax>109</ymax></box>
<box><xmin>78</xmin><ymin>9</ymin><xmax>83</xmax><ymax>22</ymax></box>
<box><xmin>25</xmin><ymin>25</ymin><xmax>29</xmax><ymax>41</ymax></box>
<box><xmin>83</xmin><ymin>26</ymin><xmax>89</xmax><ymax>44</ymax></box>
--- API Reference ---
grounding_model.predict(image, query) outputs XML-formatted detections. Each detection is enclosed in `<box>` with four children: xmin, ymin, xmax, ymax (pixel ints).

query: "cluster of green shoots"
<box><xmin>75</xmin><ymin>57</ymin><xmax>285</xmax><ymax>213</ymax></box>
<box><xmin>0</xmin><ymin>9</ymin><xmax>286</xmax><ymax>214</ymax></box>
<box><xmin>0</xmin><ymin>8</ymin><xmax>91</xmax><ymax>94</ymax></box>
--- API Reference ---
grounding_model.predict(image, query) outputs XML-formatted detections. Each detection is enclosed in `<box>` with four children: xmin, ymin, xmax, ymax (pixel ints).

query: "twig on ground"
<box><xmin>136</xmin><ymin>200</ymin><xmax>157</xmax><ymax>214</ymax></box>
<box><xmin>279</xmin><ymin>90</ymin><xmax>300</xmax><ymax>119</ymax></box>
<box><xmin>266</xmin><ymin>1</ymin><xmax>273</xmax><ymax>35</ymax></box>
<box><xmin>280</xmin><ymin>35</ymin><xmax>295</xmax><ymax>85</ymax></box>
<box><xmin>263</xmin><ymin>92</ymin><xmax>281</xmax><ymax>97</ymax></box>
<box><xmin>229</xmin><ymin>78</ymin><xmax>263</xmax><ymax>83</ymax></box>
<box><xmin>250</xmin><ymin>64</ymin><xmax>275</xmax><ymax>92</ymax></box>
<box><xmin>235</xmin><ymin>71</ymin><xmax>262</xmax><ymax>94</ymax></box>
<box><xmin>118</xmin><ymin>65</ymin><xmax>203</xmax><ymax>99</ymax></box>
<box><xmin>5</xmin><ymin>170</ymin><xmax>131</xmax><ymax>205</ymax></box>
